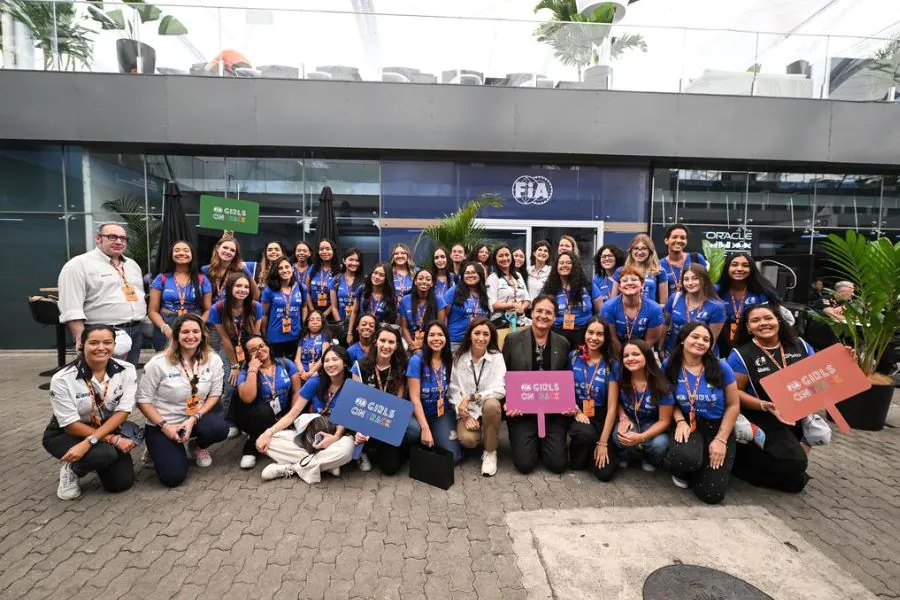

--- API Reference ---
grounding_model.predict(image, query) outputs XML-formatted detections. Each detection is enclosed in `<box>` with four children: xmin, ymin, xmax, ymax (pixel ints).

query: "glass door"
<box><xmin>530</xmin><ymin>226</ymin><xmax>599</xmax><ymax>277</ymax></box>
<box><xmin>478</xmin><ymin>220</ymin><xmax>603</xmax><ymax>277</ymax></box>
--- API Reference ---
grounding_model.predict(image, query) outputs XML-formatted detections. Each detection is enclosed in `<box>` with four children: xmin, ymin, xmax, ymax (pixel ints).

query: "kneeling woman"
<box><xmin>256</xmin><ymin>346</ymin><xmax>360</xmax><ymax>484</ymax></box>
<box><xmin>726</xmin><ymin>305</ymin><xmax>813</xmax><ymax>493</ymax></box>
<box><xmin>44</xmin><ymin>325</ymin><xmax>138</xmax><ymax>500</ymax></box>
<box><xmin>235</xmin><ymin>335</ymin><xmax>300</xmax><ymax>469</ymax></box>
<box><xmin>449</xmin><ymin>317</ymin><xmax>507</xmax><ymax>476</ymax></box>
<box><xmin>614</xmin><ymin>339</ymin><xmax>674</xmax><ymax>472</ymax></box>
<box><xmin>664</xmin><ymin>323</ymin><xmax>739</xmax><ymax>504</ymax></box>
<box><xmin>138</xmin><ymin>315</ymin><xmax>229</xmax><ymax>487</ymax></box>
<box><xmin>406</xmin><ymin>321</ymin><xmax>462</xmax><ymax>462</ymax></box>
<box><xmin>567</xmin><ymin>316</ymin><xmax>620</xmax><ymax>482</ymax></box>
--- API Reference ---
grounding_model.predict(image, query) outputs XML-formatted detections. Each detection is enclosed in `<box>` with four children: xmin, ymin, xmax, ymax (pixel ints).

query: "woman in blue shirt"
<box><xmin>406</xmin><ymin>321</ymin><xmax>461</xmax><ymax>462</ymax></box>
<box><xmin>566</xmin><ymin>316</ymin><xmax>620</xmax><ymax>482</ymax></box>
<box><xmin>305</xmin><ymin>238</ymin><xmax>337</xmax><ymax>316</ymax></box>
<box><xmin>444</xmin><ymin>261</ymin><xmax>491</xmax><ymax>349</ymax></box>
<box><xmin>717</xmin><ymin>252</ymin><xmax>784</xmax><ymax>357</ymax></box>
<box><xmin>611</xmin><ymin>233</ymin><xmax>669</xmax><ymax>306</ymax></box>
<box><xmin>329</xmin><ymin>247</ymin><xmax>363</xmax><ymax>345</ymax></box>
<box><xmin>541</xmin><ymin>251</ymin><xmax>601</xmax><ymax>348</ymax></box>
<box><xmin>592</xmin><ymin>244</ymin><xmax>624</xmax><ymax>306</ymax></box>
<box><xmin>235</xmin><ymin>335</ymin><xmax>300</xmax><ymax>470</ymax></box>
<box><xmin>202</xmin><ymin>234</ymin><xmax>256</xmax><ymax>303</ymax></box>
<box><xmin>663</xmin><ymin>264</ymin><xmax>727</xmax><ymax>356</ymax></box>
<box><xmin>292</xmin><ymin>241</ymin><xmax>312</xmax><ymax>285</ymax></box>
<box><xmin>659</xmin><ymin>224</ymin><xmax>708</xmax><ymax>295</ymax></box>
<box><xmin>599</xmin><ymin>266</ymin><xmax>666</xmax><ymax>354</ymax></box>
<box><xmin>260</xmin><ymin>257</ymin><xmax>305</xmax><ymax>359</ymax></box>
<box><xmin>347</xmin><ymin>314</ymin><xmax>376</xmax><ymax>363</ymax></box>
<box><xmin>348</xmin><ymin>262</ymin><xmax>398</xmax><ymax>339</ymax></box>
<box><xmin>294</xmin><ymin>310</ymin><xmax>331</xmax><ymax>384</ymax></box>
<box><xmin>614</xmin><ymin>339</ymin><xmax>674</xmax><ymax>472</ymax></box>
<box><xmin>148</xmin><ymin>240</ymin><xmax>213</xmax><ymax>351</ymax></box>
<box><xmin>664</xmin><ymin>323</ymin><xmax>739</xmax><ymax>504</ymax></box>
<box><xmin>252</xmin><ymin>240</ymin><xmax>287</xmax><ymax>289</ymax></box>
<box><xmin>400</xmin><ymin>270</ymin><xmax>449</xmax><ymax>352</ymax></box>
<box><xmin>431</xmin><ymin>246</ymin><xmax>458</xmax><ymax>299</ymax></box>
<box><xmin>391</xmin><ymin>243</ymin><xmax>416</xmax><ymax>306</ymax></box>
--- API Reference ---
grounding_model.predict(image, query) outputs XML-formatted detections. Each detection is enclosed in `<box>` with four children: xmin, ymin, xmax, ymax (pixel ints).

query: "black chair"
<box><xmin>28</xmin><ymin>296</ymin><xmax>67</xmax><ymax>390</ymax></box>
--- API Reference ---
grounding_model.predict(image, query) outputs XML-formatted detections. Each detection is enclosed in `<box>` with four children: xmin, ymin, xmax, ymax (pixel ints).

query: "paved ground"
<box><xmin>1</xmin><ymin>352</ymin><xmax>899</xmax><ymax>600</ymax></box>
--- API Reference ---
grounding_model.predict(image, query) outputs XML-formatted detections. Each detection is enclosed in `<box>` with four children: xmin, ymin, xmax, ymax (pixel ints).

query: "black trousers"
<box><xmin>568</xmin><ymin>412</ymin><xmax>618</xmax><ymax>482</ymax></box>
<box><xmin>268</xmin><ymin>339</ymin><xmax>299</xmax><ymax>359</ymax></box>
<box><xmin>367</xmin><ymin>439</ymin><xmax>404</xmax><ymax>475</ymax></box>
<box><xmin>732</xmin><ymin>410</ymin><xmax>809</xmax><ymax>494</ymax></box>
<box><xmin>668</xmin><ymin>417</ymin><xmax>736</xmax><ymax>505</ymax></box>
<box><xmin>234</xmin><ymin>401</ymin><xmax>278</xmax><ymax>456</ymax></box>
<box><xmin>42</xmin><ymin>423</ymin><xmax>134</xmax><ymax>493</ymax></box>
<box><xmin>144</xmin><ymin>413</ymin><xmax>229</xmax><ymax>488</ymax></box>
<box><xmin>507</xmin><ymin>413</ymin><xmax>569</xmax><ymax>474</ymax></box>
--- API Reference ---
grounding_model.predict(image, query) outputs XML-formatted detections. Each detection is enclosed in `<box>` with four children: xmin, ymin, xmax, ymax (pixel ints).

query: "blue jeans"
<box><xmin>120</xmin><ymin>322</ymin><xmax>144</xmax><ymax>367</ymax></box>
<box><xmin>145</xmin><ymin>413</ymin><xmax>229</xmax><ymax>487</ymax></box>
<box><xmin>207</xmin><ymin>327</ymin><xmax>235</xmax><ymax>422</ymax></box>
<box><xmin>613</xmin><ymin>418</ymin><xmax>669</xmax><ymax>466</ymax></box>
<box><xmin>405</xmin><ymin>411</ymin><xmax>462</xmax><ymax>464</ymax></box>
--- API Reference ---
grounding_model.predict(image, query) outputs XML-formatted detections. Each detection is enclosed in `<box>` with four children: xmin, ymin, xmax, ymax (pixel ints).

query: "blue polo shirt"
<box><xmin>150</xmin><ymin>273</ymin><xmax>212</xmax><ymax>314</ymax></box>
<box><xmin>433</xmin><ymin>273</ymin><xmax>457</xmax><ymax>299</ymax></box>
<box><xmin>299</xmin><ymin>374</ymin><xmax>342</xmax><ymax>413</ymax></box>
<box><xmin>661</xmin><ymin>253</ymin><xmax>708</xmax><ymax>294</ymax></box>
<box><xmin>599</xmin><ymin>296</ymin><xmax>665</xmax><ymax>343</ymax></box>
<box><xmin>297</xmin><ymin>333</ymin><xmax>328</xmax><ymax>371</ymax></box>
<box><xmin>406</xmin><ymin>352</ymin><xmax>449</xmax><ymax>419</ymax></box>
<box><xmin>399</xmin><ymin>294</ymin><xmax>449</xmax><ymax>334</ymax></box>
<box><xmin>260</xmin><ymin>283</ymin><xmax>305</xmax><ymax>343</ymax></box>
<box><xmin>307</xmin><ymin>267</ymin><xmax>335</xmax><ymax>311</ymax></box>
<box><xmin>393</xmin><ymin>270</ymin><xmax>414</xmax><ymax>304</ymax></box>
<box><xmin>444</xmin><ymin>286</ymin><xmax>490</xmax><ymax>343</ymax></box>
<box><xmin>619</xmin><ymin>386</ymin><xmax>674</xmax><ymax>426</ymax></box>
<box><xmin>663</xmin><ymin>293</ymin><xmax>727</xmax><ymax>353</ymax></box>
<box><xmin>237</xmin><ymin>357</ymin><xmax>298</xmax><ymax>414</ymax></box>
<box><xmin>567</xmin><ymin>353</ymin><xmax>618</xmax><ymax>411</ymax></box>
<box><xmin>592</xmin><ymin>275</ymin><xmax>615</xmax><ymax>302</ymax></box>
<box><xmin>201</xmin><ymin>263</ymin><xmax>255</xmax><ymax>302</ymax></box>
<box><xmin>613</xmin><ymin>267</ymin><xmax>668</xmax><ymax>302</ymax></box>
<box><xmin>347</xmin><ymin>342</ymin><xmax>369</xmax><ymax>363</ymax></box>
<box><xmin>552</xmin><ymin>283</ymin><xmax>601</xmax><ymax>328</ymax></box>
<box><xmin>718</xmin><ymin>287</ymin><xmax>772</xmax><ymax>322</ymax></box>
<box><xmin>207</xmin><ymin>300</ymin><xmax>264</xmax><ymax>346</ymax></box>
<box><xmin>663</xmin><ymin>358</ymin><xmax>735</xmax><ymax>420</ymax></box>
<box><xmin>331</xmin><ymin>274</ymin><xmax>362</xmax><ymax>322</ymax></box>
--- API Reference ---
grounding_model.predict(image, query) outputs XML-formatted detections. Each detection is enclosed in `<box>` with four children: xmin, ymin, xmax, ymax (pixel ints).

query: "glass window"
<box><xmin>86</xmin><ymin>152</ymin><xmax>148</xmax><ymax>223</ymax></box>
<box><xmin>674</xmin><ymin>170</ymin><xmax>747</xmax><ymax>227</ymax></box>
<box><xmin>746</xmin><ymin>171</ymin><xmax>814</xmax><ymax>229</ymax></box>
<box><xmin>382</xmin><ymin>161</ymin><xmax>457</xmax><ymax>219</ymax></box>
<box><xmin>651</xmin><ymin>168</ymin><xmax>678</xmax><ymax>226</ymax></box>
<box><xmin>879</xmin><ymin>175</ymin><xmax>898</xmax><ymax>231</ymax></box>
<box><xmin>813</xmin><ymin>174</ymin><xmax>882</xmax><ymax>231</ymax></box>
<box><xmin>303</xmin><ymin>159</ymin><xmax>380</xmax><ymax>219</ymax></box>
<box><xmin>0</xmin><ymin>147</ymin><xmax>67</xmax><ymax>213</ymax></box>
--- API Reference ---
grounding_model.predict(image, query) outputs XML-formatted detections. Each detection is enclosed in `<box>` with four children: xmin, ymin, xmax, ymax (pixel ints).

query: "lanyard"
<box><xmin>729</xmin><ymin>289</ymin><xmax>746</xmax><ymax>320</ymax></box>
<box><xmin>260</xmin><ymin>367</ymin><xmax>278</xmax><ymax>401</ymax></box>
<box><xmin>174</xmin><ymin>276</ymin><xmax>191</xmax><ymax>310</ymax></box>
<box><xmin>753</xmin><ymin>339</ymin><xmax>787</xmax><ymax>370</ymax></box>
<box><xmin>321</xmin><ymin>381</ymin><xmax>343</xmax><ymax>414</ymax></box>
<box><xmin>316</xmin><ymin>269</ymin><xmax>330</xmax><ymax>290</ymax></box>
<box><xmin>374</xmin><ymin>366</ymin><xmax>391</xmax><ymax>392</ymax></box>
<box><xmin>467</xmin><ymin>292</ymin><xmax>484</xmax><ymax>316</ymax></box>
<box><xmin>434</xmin><ymin>363</ymin><xmax>446</xmax><ymax>400</ymax></box>
<box><xmin>624</xmin><ymin>299</ymin><xmax>643</xmax><ymax>339</ymax></box>
<box><xmin>680</xmin><ymin>365</ymin><xmax>703</xmax><ymax>431</ymax></box>
<box><xmin>685</xmin><ymin>296</ymin><xmax>704</xmax><ymax>322</ymax></box>
<box><xmin>87</xmin><ymin>374</ymin><xmax>112</xmax><ymax>426</ymax></box>
<box><xmin>631</xmin><ymin>386</ymin><xmax>647</xmax><ymax>431</ymax></box>
<box><xmin>281</xmin><ymin>284</ymin><xmax>295</xmax><ymax>315</ymax></box>
<box><xmin>504</xmin><ymin>273</ymin><xmax>519</xmax><ymax>302</ymax></box>
<box><xmin>561</xmin><ymin>284</ymin><xmax>574</xmax><ymax>315</ymax></box>
<box><xmin>580</xmin><ymin>358</ymin><xmax>606</xmax><ymax>402</ymax></box>
<box><xmin>415</xmin><ymin>300</ymin><xmax>428</xmax><ymax>329</ymax></box>
<box><xmin>666</xmin><ymin>256</ymin><xmax>685</xmax><ymax>291</ymax></box>
<box><xmin>179</xmin><ymin>358</ymin><xmax>200</xmax><ymax>391</ymax></box>
<box><xmin>470</xmin><ymin>358</ymin><xmax>486</xmax><ymax>391</ymax></box>
<box><xmin>367</xmin><ymin>293</ymin><xmax>383</xmax><ymax>316</ymax></box>
<box><xmin>112</xmin><ymin>261</ymin><xmax>128</xmax><ymax>285</ymax></box>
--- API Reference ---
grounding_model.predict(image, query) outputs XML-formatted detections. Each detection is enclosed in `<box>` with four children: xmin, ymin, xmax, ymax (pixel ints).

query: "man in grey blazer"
<box><xmin>502</xmin><ymin>295</ymin><xmax>571</xmax><ymax>474</ymax></box>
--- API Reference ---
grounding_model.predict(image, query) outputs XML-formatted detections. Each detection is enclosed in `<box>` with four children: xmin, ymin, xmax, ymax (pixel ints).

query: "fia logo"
<box><xmin>512</xmin><ymin>176</ymin><xmax>553</xmax><ymax>206</ymax></box>
<box><xmin>521</xmin><ymin>383</ymin><xmax>533</xmax><ymax>392</ymax></box>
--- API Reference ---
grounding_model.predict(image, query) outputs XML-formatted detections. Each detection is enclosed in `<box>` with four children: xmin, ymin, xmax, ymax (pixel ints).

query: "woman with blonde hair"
<box><xmin>612</xmin><ymin>233</ymin><xmax>669</xmax><ymax>306</ymax></box>
<box><xmin>202</xmin><ymin>234</ymin><xmax>257</xmax><ymax>302</ymax></box>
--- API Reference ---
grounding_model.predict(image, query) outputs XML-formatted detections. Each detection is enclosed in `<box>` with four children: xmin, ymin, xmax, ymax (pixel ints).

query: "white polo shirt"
<box><xmin>49</xmin><ymin>358</ymin><xmax>137</xmax><ymax>427</ymax></box>
<box><xmin>137</xmin><ymin>352</ymin><xmax>225</xmax><ymax>425</ymax></box>
<box><xmin>58</xmin><ymin>248</ymin><xmax>147</xmax><ymax>326</ymax></box>
<box><xmin>486</xmin><ymin>271</ymin><xmax>530</xmax><ymax>320</ymax></box>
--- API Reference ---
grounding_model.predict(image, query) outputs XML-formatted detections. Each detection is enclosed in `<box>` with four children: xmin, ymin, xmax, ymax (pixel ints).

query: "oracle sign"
<box><xmin>703</xmin><ymin>229</ymin><xmax>753</xmax><ymax>252</ymax></box>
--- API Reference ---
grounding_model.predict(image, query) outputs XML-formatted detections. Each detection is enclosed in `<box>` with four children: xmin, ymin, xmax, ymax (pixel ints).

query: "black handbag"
<box><xmin>409</xmin><ymin>444</ymin><xmax>455</xmax><ymax>490</ymax></box>
<box><xmin>296</xmin><ymin>415</ymin><xmax>338</xmax><ymax>454</ymax></box>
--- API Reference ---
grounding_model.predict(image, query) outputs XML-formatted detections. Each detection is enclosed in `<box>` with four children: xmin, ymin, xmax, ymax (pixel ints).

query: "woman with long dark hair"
<box><xmin>256</xmin><ymin>345</ymin><xmax>361</xmax><ymax>484</ymax></box>
<box><xmin>614</xmin><ymin>339</ymin><xmax>674</xmax><ymax>472</ymax></box>
<box><xmin>512</xmin><ymin>247</ymin><xmax>529</xmax><ymax>283</ymax></box>
<box><xmin>717</xmin><ymin>252</ymin><xmax>785</xmax><ymax>357</ymax></box>
<box><xmin>400</xmin><ymin>269</ymin><xmax>448</xmax><ymax>352</ymax></box>
<box><xmin>260</xmin><ymin>257</ymin><xmax>305</xmax><ymax>359</ymax></box>
<box><xmin>305</xmin><ymin>238</ymin><xmax>337</xmax><ymax>315</ymax></box>
<box><xmin>330</xmin><ymin>247</ymin><xmax>364</xmax><ymax>345</ymax></box>
<box><xmin>431</xmin><ymin>246</ymin><xmax>458</xmax><ymax>299</ymax></box>
<box><xmin>611</xmin><ymin>233</ymin><xmax>668</xmax><ymax>306</ymax></box>
<box><xmin>292</xmin><ymin>241</ymin><xmax>313</xmax><ymax>284</ymax></box>
<box><xmin>390</xmin><ymin>242</ymin><xmax>416</xmax><ymax>306</ymax></box>
<box><xmin>526</xmin><ymin>240</ymin><xmax>552</xmax><ymax>300</ymax></box>
<box><xmin>663</xmin><ymin>264</ymin><xmax>726</xmax><ymax>357</ymax></box>
<box><xmin>407</xmin><ymin>321</ymin><xmax>461</xmax><ymax>461</ymax></box>
<box><xmin>294</xmin><ymin>310</ymin><xmax>331</xmax><ymax>383</ymax></box>
<box><xmin>541</xmin><ymin>250</ymin><xmax>601</xmax><ymax>348</ymax></box>
<box><xmin>659</xmin><ymin>224</ymin><xmax>708</xmax><ymax>295</ymax></box>
<box><xmin>44</xmin><ymin>325</ymin><xmax>137</xmax><ymax>500</ymax></box>
<box><xmin>445</xmin><ymin>261</ymin><xmax>491</xmax><ymax>349</ymax></box>
<box><xmin>599</xmin><ymin>266</ymin><xmax>666</xmax><ymax>355</ymax></box>
<box><xmin>138</xmin><ymin>314</ymin><xmax>228</xmax><ymax>487</ymax></box>
<box><xmin>592</xmin><ymin>244</ymin><xmax>624</xmax><ymax>304</ymax></box>
<box><xmin>253</xmin><ymin>240</ymin><xmax>287</xmax><ymax>288</ymax></box>
<box><xmin>348</xmin><ymin>262</ymin><xmax>397</xmax><ymax>336</ymax></box>
<box><xmin>352</xmin><ymin>325</ymin><xmax>409</xmax><ymax>474</ymax></box>
<box><xmin>149</xmin><ymin>240</ymin><xmax>212</xmax><ymax>350</ymax></box>
<box><xmin>467</xmin><ymin>243</ymin><xmax>491</xmax><ymax>279</ymax></box>
<box><xmin>486</xmin><ymin>244</ymin><xmax>530</xmax><ymax>330</ymax></box>
<box><xmin>348</xmin><ymin>313</ymin><xmax>376</xmax><ymax>363</ymax></box>
<box><xmin>567</xmin><ymin>316</ymin><xmax>620</xmax><ymax>481</ymax></box>
<box><xmin>664</xmin><ymin>323</ymin><xmax>739</xmax><ymax>504</ymax></box>
<box><xmin>449</xmin><ymin>317</ymin><xmax>506</xmax><ymax>476</ymax></box>
<box><xmin>726</xmin><ymin>304</ymin><xmax>815</xmax><ymax>493</ymax></box>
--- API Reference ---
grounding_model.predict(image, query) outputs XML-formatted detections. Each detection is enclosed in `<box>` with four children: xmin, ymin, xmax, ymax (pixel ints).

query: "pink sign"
<box><xmin>505</xmin><ymin>371</ymin><xmax>577</xmax><ymax>438</ymax></box>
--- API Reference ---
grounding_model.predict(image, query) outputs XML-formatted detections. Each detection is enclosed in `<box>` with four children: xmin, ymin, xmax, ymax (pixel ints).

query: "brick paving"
<box><xmin>1</xmin><ymin>352</ymin><xmax>898</xmax><ymax>599</ymax></box>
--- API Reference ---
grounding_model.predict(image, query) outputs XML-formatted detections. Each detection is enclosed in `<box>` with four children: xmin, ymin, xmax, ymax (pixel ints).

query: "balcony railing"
<box><xmin>0</xmin><ymin>1</ymin><xmax>897</xmax><ymax>101</ymax></box>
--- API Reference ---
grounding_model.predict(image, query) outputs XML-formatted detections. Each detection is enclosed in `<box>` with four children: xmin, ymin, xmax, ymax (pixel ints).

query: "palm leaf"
<box><xmin>414</xmin><ymin>194</ymin><xmax>503</xmax><ymax>267</ymax></box>
<box><xmin>102</xmin><ymin>196</ymin><xmax>162</xmax><ymax>271</ymax></box>
<box><xmin>701</xmin><ymin>240</ymin><xmax>726</xmax><ymax>283</ymax></box>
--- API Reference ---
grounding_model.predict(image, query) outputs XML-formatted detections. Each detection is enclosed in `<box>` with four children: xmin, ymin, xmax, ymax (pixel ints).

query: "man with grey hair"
<box><xmin>57</xmin><ymin>222</ymin><xmax>146</xmax><ymax>366</ymax></box>
<box><xmin>823</xmin><ymin>281</ymin><xmax>855</xmax><ymax>323</ymax></box>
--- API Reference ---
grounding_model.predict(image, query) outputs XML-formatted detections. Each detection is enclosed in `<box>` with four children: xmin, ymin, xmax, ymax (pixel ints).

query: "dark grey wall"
<box><xmin>2</xmin><ymin>71</ymin><xmax>898</xmax><ymax>166</ymax></box>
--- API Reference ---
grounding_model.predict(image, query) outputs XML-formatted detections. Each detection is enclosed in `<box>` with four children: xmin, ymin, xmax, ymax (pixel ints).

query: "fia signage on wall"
<box><xmin>512</xmin><ymin>175</ymin><xmax>553</xmax><ymax>206</ymax></box>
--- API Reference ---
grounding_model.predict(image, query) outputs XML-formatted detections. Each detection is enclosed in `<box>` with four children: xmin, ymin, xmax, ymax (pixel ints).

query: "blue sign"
<box><xmin>330</xmin><ymin>380</ymin><xmax>414</xmax><ymax>447</ymax></box>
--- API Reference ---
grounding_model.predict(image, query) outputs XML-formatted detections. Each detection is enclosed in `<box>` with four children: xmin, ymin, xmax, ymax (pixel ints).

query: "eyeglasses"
<box><xmin>601</xmin><ymin>254</ymin><xmax>616</xmax><ymax>260</ymax></box>
<box><xmin>99</xmin><ymin>234</ymin><xmax>128</xmax><ymax>243</ymax></box>
<box><xmin>632</xmin><ymin>246</ymin><xmax>650</xmax><ymax>252</ymax></box>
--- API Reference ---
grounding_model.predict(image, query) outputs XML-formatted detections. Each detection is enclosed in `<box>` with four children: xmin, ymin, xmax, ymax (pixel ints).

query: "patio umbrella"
<box><xmin>316</xmin><ymin>186</ymin><xmax>340</xmax><ymax>248</ymax></box>
<box><xmin>151</xmin><ymin>181</ymin><xmax>194</xmax><ymax>277</ymax></box>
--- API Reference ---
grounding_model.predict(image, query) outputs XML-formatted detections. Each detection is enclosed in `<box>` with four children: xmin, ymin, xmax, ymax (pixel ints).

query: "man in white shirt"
<box><xmin>58</xmin><ymin>223</ymin><xmax>147</xmax><ymax>366</ymax></box>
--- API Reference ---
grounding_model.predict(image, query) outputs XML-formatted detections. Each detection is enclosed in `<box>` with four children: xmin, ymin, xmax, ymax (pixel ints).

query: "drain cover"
<box><xmin>643</xmin><ymin>565</ymin><xmax>774</xmax><ymax>600</ymax></box>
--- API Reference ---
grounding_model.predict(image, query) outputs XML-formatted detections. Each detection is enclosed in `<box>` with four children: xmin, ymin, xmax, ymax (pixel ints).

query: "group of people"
<box><xmin>48</xmin><ymin>222</ymin><xmax>828</xmax><ymax>505</ymax></box>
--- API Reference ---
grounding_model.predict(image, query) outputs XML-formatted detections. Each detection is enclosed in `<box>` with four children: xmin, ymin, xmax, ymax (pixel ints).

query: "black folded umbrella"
<box><xmin>316</xmin><ymin>185</ymin><xmax>339</xmax><ymax>249</ymax></box>
<box><xmin>151</xmin><ymin>181</ymin><xmax>194</xmax><ymax>277</ymax></box>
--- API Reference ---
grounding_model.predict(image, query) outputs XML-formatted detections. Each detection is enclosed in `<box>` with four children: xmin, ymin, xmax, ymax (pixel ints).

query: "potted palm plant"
<box><xmin>1</xmin><ymin>0</ymin><xmax>94</xmax><ymax>70</ymax></box>
<box><xmin>414</xmin><ymin>194</ymin><xmax>503</xmax><ymax>264</ymax></box>
<box><xmin>815</xmin><ymin>230</ymin><xmax>900</xmax><ymax>431</ymax></box>
<box><xmin>701</xmin><ymin>240</ymin><xmax>726</xmax><ymax>283</ymax></box>
<box><xmin>87</xmin><ymin>0</ymin><xmax>187</xmax><ymax>74</ymax></box>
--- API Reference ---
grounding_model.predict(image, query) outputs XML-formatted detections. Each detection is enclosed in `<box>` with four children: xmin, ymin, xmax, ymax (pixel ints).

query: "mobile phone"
<box><xmin>314</xmin><ymin>432</ymin><xmax>326</xmax><ymax>445</ymax></box>
<box><xmin>177</xmin><ymin>427</ymin><xmax>187</xmax><ymax>439</ymax></box>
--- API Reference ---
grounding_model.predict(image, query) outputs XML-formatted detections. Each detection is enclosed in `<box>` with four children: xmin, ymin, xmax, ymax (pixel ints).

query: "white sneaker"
<box><xmin>240</xmin><ymin>455</ymin><xmax>257</xmax><ymax>469</ymax></box>
<box><xmin>193</xmin><ymin>446</ymin><xmax>212</xmax><ymax>468</ymax></box>
<box><xmin>358</xmin><ymin>453</ymin><xmax>372</xmax><ymax>472</ymax></box>
<box><xmin>261</xmin><ymin>463</ymin><xmax>295</xmax><ymax>481</ymax></box>
<box><xmin>57</xmin><ymin>463</ymin><xmax>81</xmax><ymax>500</ymax></box>
<box><xmin>329</xmin><ymin>467</ymin><xmax>341</xmax><ymax>477</ymax></box>
<box><xmin>227</xmin><ymin>426</ymin><xmax>241</xmax><ymax>440</ymax></box>
<box><xmin>733</xmin><ymin>414</ymin><xmax>753</xmax><ymax>444</ymax></box>
<box><xmin>672</xmin><ymin>474</ymin><xmax>689</xmax><ymax>489</ymax></box>
<box><xmin>481</xmin><ymin>451</ymin><xmax>498</xmax><ymax>477</ymax></box>
<box><xmin>641</xmin><ymin>460</ymin><xmax>656</xmax><ymax>473</ymax></box>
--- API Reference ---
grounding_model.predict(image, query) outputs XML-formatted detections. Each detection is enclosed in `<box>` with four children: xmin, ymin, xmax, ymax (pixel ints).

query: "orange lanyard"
<box><xmin>581</xmin><ymin>359</ymin><xmax>605</xmax><ymax>401</ymax></box>
<box><xmin>753</xmin><ymin>340</ymin><xmax>787</xmax><ymax>369</ymax></box>
<box><xmin>686</xmin><ymin>296</ymin><xmax>704</xmax><ymax>322</ymax></box>
<box><xmin>415</xmin><ymin>300</ymin><xmax>428</xmax><ymax>329</ymax></box>
<box><xmin>179</xmin><ymin>358</ymin><xmax>199</xmax><ymax>386</ymax></box>
<box><xmin>281</xmin><ymin>285</ymin><xmax>294</xmax><ymax>314</ymax></box>
<box><xmin>561</xmin><ymin>284</ymin><xmax>573</xmax><ymax>314</ymax></box>
<box><xmin>624</xmin><ymin>299</ymin><xmax>643</xmax><ymax>339</ymax></box>
<box><xmin>87</xmin><ymin>375</ymin><xmax>111</xmax><ymax>426</ymax></box>
<box><xmin>174</xmin><ymin>276</ymin><xmax>190</xmax><ymax>310</ymax></box>
<box><xmin>112</xmin><ymin>262</ymin><xmax>128</xmax><ymax>285</ymax></box>
<box><xmin>260</xmin><ymin>367</ymin><xmax>277</xmax><ymax>400</ymax></box>
<box><xmin>631</xmin><ymin>386</ymin><xmax>647</xmax><ymax>431</ymax></box>
<box><xmin>666</xmin><ymin>257</ymin><xmax>684</xmax><ymax>291</ymax></box>
<box><xmin>434</xmin><ymin>363</ymin><xmax>446</xmax><ymax>399</ymax></box>
<box><xmin>374</xmin><ymin>366</ymin><xmax>391</xmax><ymax>392</ymax></box>
<box><xmin>730</xmin><ymin>290</ymin><xmax>746</xmax><ymax>320</ymax></box>
<box><xmin>680</xmin><ymin>366</ymin><xmax>704</xmax><ymax>431</ymax></box>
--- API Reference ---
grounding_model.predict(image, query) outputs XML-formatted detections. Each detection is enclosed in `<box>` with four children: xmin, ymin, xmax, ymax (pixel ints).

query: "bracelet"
<box><xmin>231</xmin><ymin>365</ymin><xmax>240</xmax><ymax>371</ymax></box>
<box><xmin>596</xmin><ymin>441</ymin><xmax>608</xmax><ymax>447</ymax></box>
<box><xmin>248</xmin><ymin>369</ymin><xmax>258</xmax><ymax>374</ymax></box>
<box><xmin>713</xmin><ymin>437</ymin><xmax>727</xmax><ymax>445</ymax></box>
<box><xmin>157</xmin><ymin>419</ymin><xmax>168</xmax><ymax>428</ymax></box>
<box><xmin>192</xmin><ymin>413</ymin><xmax>203</xmax><ymax>422</ymax></box>
<box><xmin>113</xmin><ymin>436</ymin><xmax>121</xmax><ymax>448</ymax></box>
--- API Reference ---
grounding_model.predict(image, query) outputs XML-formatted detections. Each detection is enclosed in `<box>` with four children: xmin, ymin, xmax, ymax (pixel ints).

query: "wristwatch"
<box><xmin>88</xmin><ymin>436</ymin><xmax>99</xmax><ymax>446</ymax></box>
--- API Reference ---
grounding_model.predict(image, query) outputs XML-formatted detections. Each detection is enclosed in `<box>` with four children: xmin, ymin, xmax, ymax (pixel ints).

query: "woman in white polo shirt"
<box><xmin>138</xmin><ymin>314</ymin><xmax>228</xmax><ymax>487</ymax></box>
<box><xmin>43</xmin><ymin>325</ymin><xmax>138</xmax><ymax>500</ymax></box>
